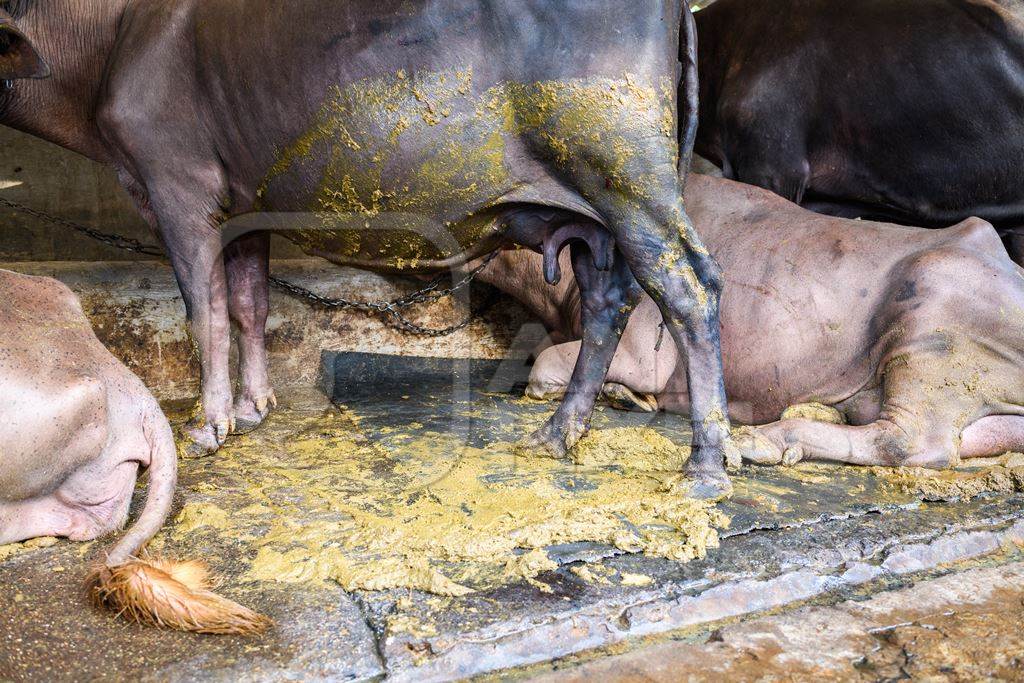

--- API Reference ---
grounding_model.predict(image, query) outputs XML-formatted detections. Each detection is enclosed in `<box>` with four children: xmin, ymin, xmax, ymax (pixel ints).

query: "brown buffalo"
<box><xmin>0</xmin><ymin>0</ymin><xmax>733</xmax><ymax>495</ymax></box>
<box><xmin>481</xmin><ymin>175</ymin><xmax>1024</xmax><ymax>467</ymax></box>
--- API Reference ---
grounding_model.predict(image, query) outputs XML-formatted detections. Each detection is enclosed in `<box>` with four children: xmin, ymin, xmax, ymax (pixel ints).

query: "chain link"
<box><xmin>0</xmin><ymin>195</ymin><xmax>497</xmax><ymax>336</ymax></box>
<box><xmin>267</xmin><ymin>249</ymin><xmax>500</xmax><ymax>337</ymax></box>
<box><xmin>0</xmin><ymin>196</ymin><xmax>165</xmax><ymax>257</ymax></box>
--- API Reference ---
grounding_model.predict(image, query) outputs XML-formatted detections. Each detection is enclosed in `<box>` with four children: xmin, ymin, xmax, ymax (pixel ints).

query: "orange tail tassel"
<box><xmin>87</xmin><ymin>557</ymin><xmax>270</xmax><ymax>635</ymax></box>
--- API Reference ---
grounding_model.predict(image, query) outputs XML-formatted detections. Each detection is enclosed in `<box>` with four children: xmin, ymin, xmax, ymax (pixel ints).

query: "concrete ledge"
<box><xmin>527</xmin><ymin>561</ymin><xmax>1024</xmax><ymax>680</ymax></box>
<box><xmin>380</xmin><ymin>507</ymin><xmax>1024</xmax><ymax>681</ymax></box>
<box><xmin>0</xmin><ymin>259</ymin><xmax>530</xmax><ymax>400</ymax></box>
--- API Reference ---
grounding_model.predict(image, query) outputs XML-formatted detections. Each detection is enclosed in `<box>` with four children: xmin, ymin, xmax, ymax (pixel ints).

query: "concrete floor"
<box><xmin>525</xmin><ymin>561</ymin><xmax>1024</xmax><ymax>681</ymax></box>
<box><xmin>2</xmin><ymin>355</ymin><xmax>1023</xmax><ymax>681</ymax></box>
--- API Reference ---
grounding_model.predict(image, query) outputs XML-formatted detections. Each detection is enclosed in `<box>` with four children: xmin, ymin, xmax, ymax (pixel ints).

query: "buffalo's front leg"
<box><xmin>142</xmin><ymin>182</ymin><xmax>234</xmax><ymax>456</ymax></box>
<box><xmin>526</xmin><ymin>239</ymin><xmax>642</xmax><ymax>456</ymax></box>
<box><xmin>173</xmin><ymin>229</ymin><xmax>233</xmax><ymax>455</ymax></box>
<box><xmin>224</xmin><ymin>232</ymin><xmax>276</xmax><ymax>433</ymax></box>
<box><xmin>98</xmin><ymin>79</ymin><xmax>236</xmax><ymax>454</ymax></box>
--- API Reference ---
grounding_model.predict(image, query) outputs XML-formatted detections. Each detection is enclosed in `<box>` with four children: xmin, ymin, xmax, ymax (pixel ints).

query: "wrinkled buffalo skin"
<box><xmin>482</xmin><ymin>174</ymin><xmax>1024</xmax><ymax>467</ymax></box>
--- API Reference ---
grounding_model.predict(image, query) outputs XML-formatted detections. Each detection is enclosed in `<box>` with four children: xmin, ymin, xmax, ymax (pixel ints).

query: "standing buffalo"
<box><xmin>0</xmin><ymin>269</ymin><xmax>266</xmax><ymax>633</ymax></box>
<box><xmin>481</xmin><ymin>174</ymin><xmax>1024</xmax><ymax>468</ymax></box>
<box><xmin>0</xmin><ymin>1</ymin><xmax>733</xmax><ymax>494</ymax></box>
<box><xmin>694</xmin><ymin>0</ymin><xmax>1024</xmax><ymax>267</ymax></box>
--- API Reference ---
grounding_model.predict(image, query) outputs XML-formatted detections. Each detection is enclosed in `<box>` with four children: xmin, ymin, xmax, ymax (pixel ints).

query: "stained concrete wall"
<box><xmin>0</xmin><ymin>125</ymin><xmax>304</xmax><ymax>261</ymax></box>
<box><xmin>0</xmin><ymin>126</ymin><xmax>151</xmax><ymax>261</ymax></box>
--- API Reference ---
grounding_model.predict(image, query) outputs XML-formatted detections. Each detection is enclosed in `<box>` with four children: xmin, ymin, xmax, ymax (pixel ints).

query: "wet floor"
<box><xmin>1</xmin><ymin>354</ymin><xmax>1023</xmax><ymax>681</ymax></box>
<box><xmin>528</xmin><ymin>561</ymin><xmax>1024</xmax><ymax>682</ymax></box>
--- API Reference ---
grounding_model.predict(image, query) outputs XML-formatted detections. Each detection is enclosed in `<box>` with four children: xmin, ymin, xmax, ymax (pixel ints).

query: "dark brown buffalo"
<box><xmin>0</xmin><ymin>0</ymin><xmax>733</xmax><ymax>494</ymax></box>
<box><xmin>695</xmin><ymin>0</ymin><xmax>1024</xmax><ymax>266</ymax></box>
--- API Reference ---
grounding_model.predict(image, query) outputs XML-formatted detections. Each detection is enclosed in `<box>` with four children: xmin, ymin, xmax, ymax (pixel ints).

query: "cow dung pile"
<box><xmin>872</xmin><ymin>453</ymin><xmax>1024</xmax><ymax>501</ymax></box>
<box><xmin>0</xmin><ymin>536</ymin><xmax>58</xmax><ymax>563</ymax></box>
<box><xmin>153</xmin><ymin>403</ymin><xmax>727</xmax><ymax>597</ymax></box>
<box><xmin>570</xmin><ymin>426</ymin><xmax>688</xmax><ymax>470</ymax></box>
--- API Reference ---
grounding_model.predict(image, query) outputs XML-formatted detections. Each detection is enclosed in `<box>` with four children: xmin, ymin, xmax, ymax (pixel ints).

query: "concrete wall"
<box><xmin>0</xmin><ymin>125</ymin><xmax>304</xmax><ymax>261</ymax></box>
<box><xmin>0</xmin><ymin>126</ymin><xmax>152</xmax><ymax>261</ymax></box>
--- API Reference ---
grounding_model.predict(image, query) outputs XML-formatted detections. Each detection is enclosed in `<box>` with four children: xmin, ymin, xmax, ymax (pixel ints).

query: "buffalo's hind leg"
<box><xmin>614</xmin><ymin>205</ymin><xmax>734</xmax><ymax>499</ymax></box>
<box><xmin>224</xmin><ymin>232</ymin><xmax>276</xmax><ymax>433</ymax></box>
<box><xmin>526</xmin><ymin>236</ymin><xmax>643</xmax><ymax>456</ymax></box>
<box><xmin>735</xmin><ymin>356</ymin><xmax>963</xmax><ymax>468</ymax></box>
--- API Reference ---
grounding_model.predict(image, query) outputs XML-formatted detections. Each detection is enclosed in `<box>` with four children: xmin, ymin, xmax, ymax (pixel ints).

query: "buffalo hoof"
<box><xmin>232</xmin><ymin>391</ymin><xmax>277</xmax><ymax>435</ymax></box>
<box><xmin>177</xmin><ymin>419</ymin><xmax>231</xmax><ymax>459</ymax></box>
<box><xmin>601</xmin><ymin>382</ymin><xmax>658</xmax><ymax>413</ymax></box>
<box><xmin>519</xmin><ymin>416</ymin><xmax>585</xmax><ymax>459</ymax></box>
<box><xmin>680</xmin><ymin>468</ymin><xmax>733</xmax><ymax>501</ymax></box>
<box><xmin>678</xmin><ymin>443</ymin><xmax>735</xmax><ymax>500</ymax></box>
<box><xmin>662</xmin><ymin>468</ymin><xmax>732</xmax><ymax>501</ymax></box>
<box><xmin>731</xmin><ymin>426</ymin><xmax>784</xmax><ymax>465</ymax></box>
<box><xmin>781</xmin><ymin>445</ymin><xmax>804</xmax><ymax>467</ymax></box>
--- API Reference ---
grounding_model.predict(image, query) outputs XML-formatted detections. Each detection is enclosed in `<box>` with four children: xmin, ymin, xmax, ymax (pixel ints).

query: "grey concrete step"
<box><xmin>528</xmin><ymin>561</ymin><xmax>1024</xmax><ymax>681</ymax></box>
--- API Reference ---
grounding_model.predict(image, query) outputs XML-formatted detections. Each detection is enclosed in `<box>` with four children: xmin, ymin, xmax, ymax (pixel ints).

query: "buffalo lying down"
<box><xmin>0</xmin><ymin>1</ymin><xmax>733</xmax><ymax>494</ymax></box>
<box><xmin>0</xmin><ymin>269</ymin><xmax>266</xmax><ymax>633</ymax></box>
<box><xmin>481</xmin><ymin>175</ymin><xmax>1024</xmax><ymax>467</ymax></box>
<box><xmin>694</xmin><ymin>0</ymin><xmax>1024</xmax><ymax>267</ymax></box>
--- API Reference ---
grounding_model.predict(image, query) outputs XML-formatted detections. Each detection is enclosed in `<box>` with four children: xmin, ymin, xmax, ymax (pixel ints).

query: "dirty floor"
<box><xmin>1</xmin><ymin>354</ymin><xmax>1023</xmax><ymax>682</ymax></box>
<box><xmin>526</xmin><ymin>561</ymin><xmax>1024</xmax><ymax>682</ymax></box>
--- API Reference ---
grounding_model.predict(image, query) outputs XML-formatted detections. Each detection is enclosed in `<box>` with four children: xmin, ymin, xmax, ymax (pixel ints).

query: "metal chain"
<box><xmin>0</xmin><ymin>195</ymin><xmax>497</xmax><ymax>336</ymax></box>
<box><xmin>0</xmin><ymin>196</ymin><xmax>164</xmax><ymax>257</ymax></box>
<box><xmin>267</xmin><ymin>249</ymin><xmax>500</xmax><ymax>337</ymax></box>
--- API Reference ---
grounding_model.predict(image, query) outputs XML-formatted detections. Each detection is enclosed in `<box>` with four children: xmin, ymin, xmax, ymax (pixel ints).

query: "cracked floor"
<box><xmin>2</xmin><ymin>355</ymin><xmax>1023</xmax><ymax>681</ymax></box>
<box><xmin>525</xmin><ymin>561</ymin><xmax>1024</xmax><ymax>681</ymax></box>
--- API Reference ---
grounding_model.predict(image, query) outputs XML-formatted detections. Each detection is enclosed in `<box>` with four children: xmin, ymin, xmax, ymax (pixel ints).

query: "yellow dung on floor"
<box><xmin>163</xmin><ymin>400</ymin><xmax>728</xmax><ymax>597</ymax></box>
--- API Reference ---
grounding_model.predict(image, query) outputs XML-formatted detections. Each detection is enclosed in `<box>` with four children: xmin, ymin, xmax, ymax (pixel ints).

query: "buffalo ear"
<box><xmin>0</xmin><ymin>23</ymin><xmax>49</xmax><ymax>79</ymax></box>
